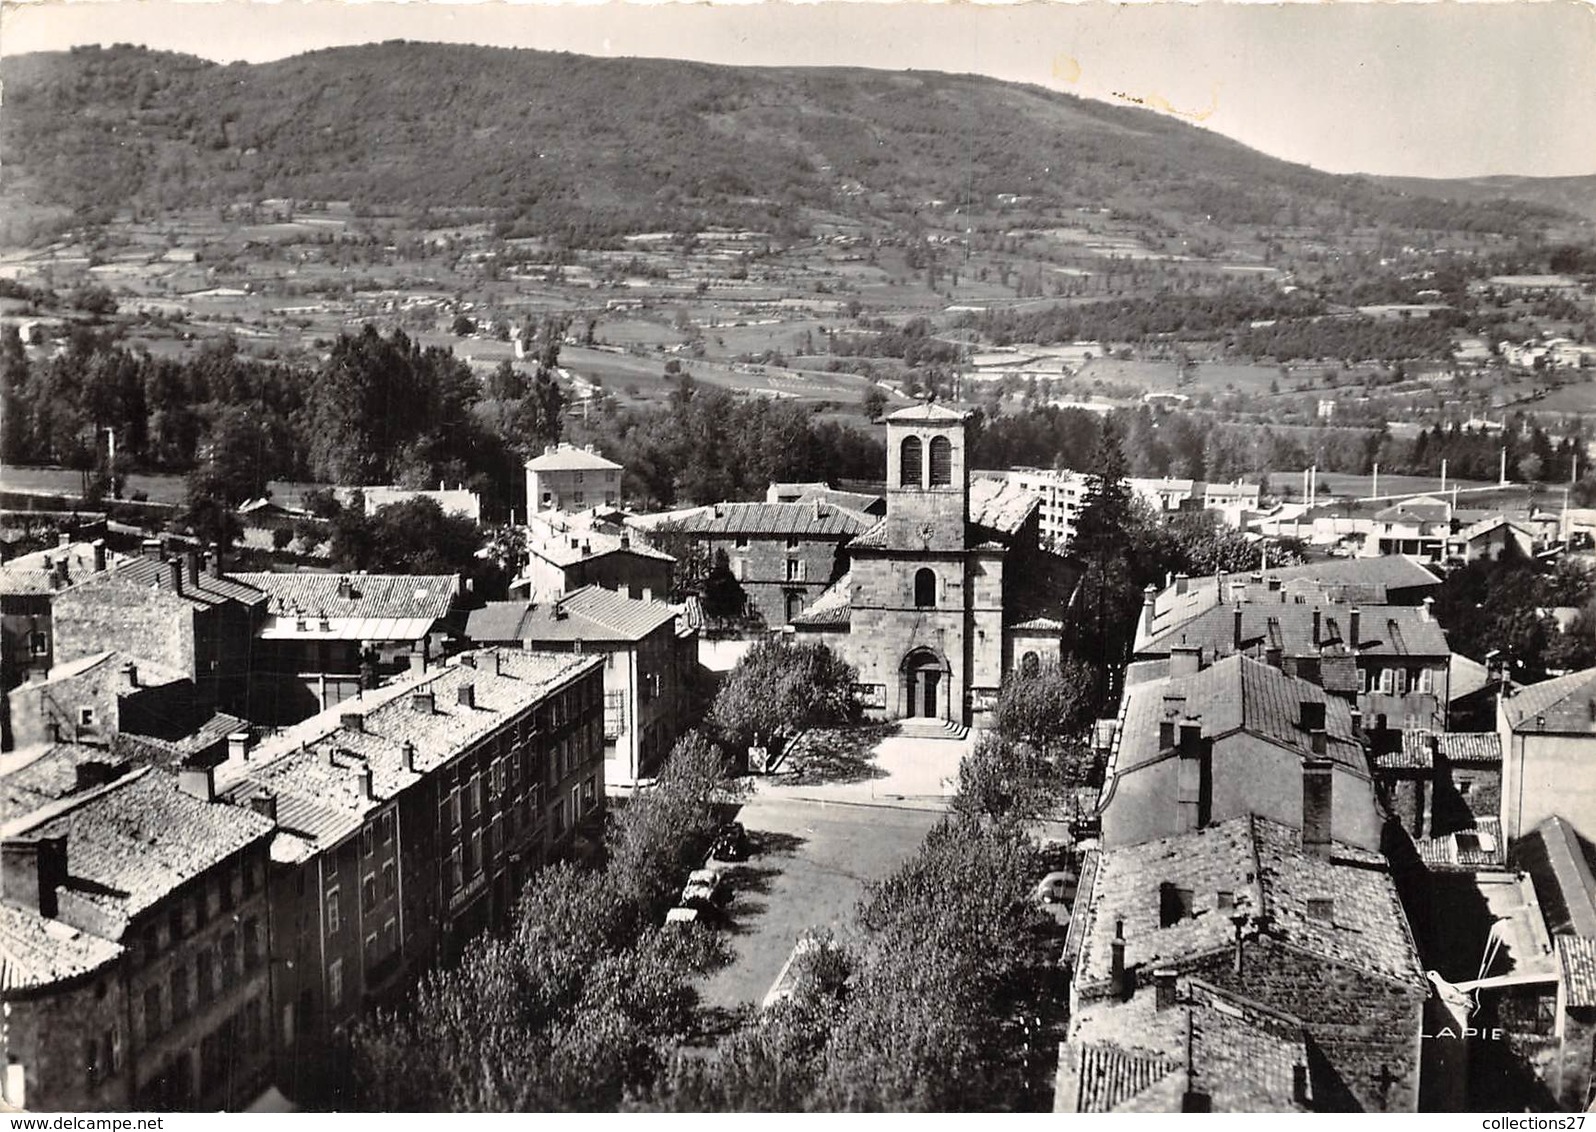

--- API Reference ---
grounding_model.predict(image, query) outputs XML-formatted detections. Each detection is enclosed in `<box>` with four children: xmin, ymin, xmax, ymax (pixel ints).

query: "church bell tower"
<box><xmin>883</xmin><ymin>401</ymin><xmax>969</xmax><ymax>553</ymax></box>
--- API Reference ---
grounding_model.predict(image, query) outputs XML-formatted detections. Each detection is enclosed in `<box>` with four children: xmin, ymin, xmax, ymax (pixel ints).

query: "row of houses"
<box><xmin>0</xmin><ymin>647</ymin><xmax>605</xmax><ymax>1112</ymax></box>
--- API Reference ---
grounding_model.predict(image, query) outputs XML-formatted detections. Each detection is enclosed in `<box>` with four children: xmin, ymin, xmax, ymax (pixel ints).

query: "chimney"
<box><xmin>337</xmin><ymin>576</ymin><xmax>353</xmax><ymax>600</ymax></box>
<box><xmin>1311</xmin><ymin>607</ymin><xmax>1322</xmax><ymax>647</ymax></box>
<box><xmin>1232</xmin><ymin>914</ymin><xmax>1247</xmax><ymax>975</ymax></box>
<box><xmin>228</xmin><ymin>731</ymin><xmax>251</xmax><ymax>762</ymax></box>
<box><xmin>1</xmin><ymin>836</ymin><xmax>68</xmax><ymax>918</ymax></box>
<box><xmin>57</xmin><ymin>532</ymin><xmax>70</xmax><ymax>549</ymax></box>
<box><xmin>1267</xmin><ymin>576</ymin><xmax>1282</xmax><ymax>593</ymax></box>
<box><xmin>341</xmin><ymin>711</ymin><xmax>364</xmax><ymax>733</ymax></box>
<box><xmin>1420</xmin><ymin>596</ymin><xmax>1434</xmax><ymax>622</ymax></box>
<box><xmin>1174</xmin><ymin>574</ymin><xmax>1189</xmax><ymax>596</ymax></box>
<box><xmin>92</xmin><ymin>539</ymin><xmax>107</xmax><ymax>572</ymax></box>
<box><xmin>166</xmin><ymin>557</ymin><xmax>183</xmax><ymax>593</ymax></box>
<box><xmin>411</xmin><ymin>691</ymin><xmax>435</xmax><ymax>715</ymax></box>
<box><xmin>457</xmin><ymin>683</ymin><xmax>476</xmax><ymax>709</ymax></box>
<box><xmin>1349</xmin><ymin>607</ymin><xmax>1361</xmax><ymax>648</ymax></box>
<box><xmin>460</xmin><ymin>653</ymin><xmax>476</xmax><ymax>668</ymax></box>
<box><xmin>1177</xmin><ymin>719</ymin><xmax>1210</xmax><ymax>830</ymax></box>
<box><xmin>357</xmin><ymin>766</ymin><xmax>375</xmax><ymax>802</ymax></box>
<box><xmin>1350</xmin><ymin>709</ymin><xmax>1362</xmax><ymax>738</ymax></box>
<box><xmin>118</xmin><ymin>661</ymin><xmax>139</xmax><ymax>691</ymax></box>
<box><xmin>1232</xmin><ymin>603</ymin><xmax>1244</xmax><ymax>651</ymax></box>
<box><xmin>1159</xmin><ymin>717</ymin><xmax>1176</xmax><ymax>749</ymax></box>
<box><xmin>178</xmin><ymin>760</ymin><xmax>216</xmax><ymax>804</ymax></box>
<box><xmin>1142</xmin><ymin>582</ymin><xmax>1157</xmax><ymax>614</ymax></box>
<box><xmin>401</xmin><ymin>741</ymin><xmax>417</xmax><ymax>773</ymax></box>
<box><xmin>1292</xmin><ymin>1063</ymin><xmax>1310</xmax><ymax>1107</ymax></box>
<box><xmin>142</xmin><ymin>538</ymin><xmax>164</xmax><ymax>561</ymax></box>
<box><xmin>74</xmin><ymin>760</ymin><xmax>117</xmax><ymax>791</ymax></box>
<box><xmin>1302</xmin><ymin>759</ymin><xmax>1334</xmax><ymax>856</ymax></box>
<box><xmin>1265</xmin><ymin>645</ymin><xmax>1283</xmax><ymax>670</ymax></box>
<box><xmin>642</xmin><ymin>586</ymin><xmax>653</xmax><ymax>603</ymax></box>
<box><xmin>1109</xmin><ymin>918</ymin><xmax>1128</xmax><ymax>999</ymax></box>
<box><xmin>620</xmin><ymin>533</ymin><xmax>631</xmax><ymax>549</ymax></box>
<box><xmin>184</xmin><ymin>550</ymin><xmax>199</xmax><ymax>588</ymax></box>
<box><xmin>1170</xmin><ymin>644</ymin><xmax>1202</xmax><ymax>677</ymax></box>
<box><xmin>249</xmin><ymin>792</ymin><xmax>278</xmax><ymax>822</ymax></box>
<box><xmin>208</xmin><ymin>542</ymin><xmax>223</xmax><ymax>579</ymax></box>
<box><xmin>1153</xmin><ymin>968</ymin><xmax>1178</xmax><ymax>1011</ymax></box>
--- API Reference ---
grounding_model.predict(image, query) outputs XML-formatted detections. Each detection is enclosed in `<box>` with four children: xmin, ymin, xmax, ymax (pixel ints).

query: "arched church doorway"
<box><xmin>902</xmin><ymin>648</ymin><xmax>947</xmax><ymax>719</ymax></box>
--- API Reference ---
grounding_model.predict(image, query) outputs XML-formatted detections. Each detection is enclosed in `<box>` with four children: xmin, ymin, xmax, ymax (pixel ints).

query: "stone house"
<box><xmin>51</xmin><ymin>551</ymin><xmax>266</xmax><ymax>719</ymax></box>
<box><xmin>1371</xmin><ymin>730</ymin><xmax>1503</xmax><ymax>842</ymax></box>
<box><xmin>667</xmin><ymin>500</ymin><xmax>876</xmax><ymax>627</ymax></box>
<box><xmin>513</xmin><ymin>514</ymin><xmax>673</xmax><ymax>606</ymax></box>
<box><xmin>0</xmin><ymin>765</ymin><xmax>275</xmax><ymax>1112</ymax></box>
<box><xmin>0</xmin><ymin>537</ymin><xmax>126</xmax><ymax>690</ymax></box>
<box><xmin>1063</xmin><ymin>813</ymin><xmax>1427</xmax><ymax>1111</ymax></box>
<box><xmin>6</xmin><ymin>651</ymin><xmax>192</xmax><ymax>752</ymax></box>
<box><xmin>1098</xmin><ymin>654</ymin><xmax>1382</xmax><ymax>852</ymax></box>
<box><xmin>464</xmin><ymin>586</ymin><xmax>692</xmax><ymax>786</ymax></box>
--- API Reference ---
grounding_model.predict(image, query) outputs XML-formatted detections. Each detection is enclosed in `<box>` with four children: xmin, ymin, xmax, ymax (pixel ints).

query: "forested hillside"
<box><xmin>0</xmin><ymin>41</ymin><xmax>1574</xmax><ymax>245</ymax></box>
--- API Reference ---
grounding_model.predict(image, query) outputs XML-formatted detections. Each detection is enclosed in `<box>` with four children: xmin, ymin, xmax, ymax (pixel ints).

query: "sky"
<box><xmin>2</xmin><ymin>0</ymin><xmax>1593</xmax><ymax>180</ymax></box>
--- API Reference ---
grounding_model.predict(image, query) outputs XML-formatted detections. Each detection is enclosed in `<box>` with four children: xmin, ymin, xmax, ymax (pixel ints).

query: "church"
<box><xmin>791</xmin><ymin>401</ymin><xmax>1079</xmax><ymax>731</ymax></box>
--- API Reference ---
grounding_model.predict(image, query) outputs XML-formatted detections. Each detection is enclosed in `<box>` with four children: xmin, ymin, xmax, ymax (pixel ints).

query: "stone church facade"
<box><xmin>793</xmin><ymin>402</ymin><xmax>1076</xmax><ymax>728</ymax></box>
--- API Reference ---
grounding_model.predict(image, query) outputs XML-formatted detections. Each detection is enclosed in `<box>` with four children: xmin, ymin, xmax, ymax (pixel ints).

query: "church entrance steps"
<box><xmin>896</xmin><ymin>717</ymin><xmax>969</xmax><ymax>742</ymax></box>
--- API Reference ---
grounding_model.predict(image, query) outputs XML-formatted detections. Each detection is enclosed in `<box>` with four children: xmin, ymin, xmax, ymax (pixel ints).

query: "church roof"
<box><xmin>885</xmin><ymin>401</ymin><xmax>968</xmax><ymax>424</ymax></box>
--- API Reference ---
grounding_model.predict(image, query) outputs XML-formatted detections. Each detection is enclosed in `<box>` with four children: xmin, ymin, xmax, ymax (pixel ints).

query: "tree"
<box><xmin>330</xmin><ymin>496</ymin><xmax>483</xmax><ymax>578</ymax></box>
<box><xmin>450</xmin><ymin>314</ymin><xmax>475</xmax><ymax>336</ymax></box>
<box><xmin>861</xmin><ymin>386</ymin><xmax>888</xmax><ymax>422</ymax></box>
<box><xmin>991</xmin><ymin>656</ymin><xmax>1100</xmax><ymax>764</ymax></box>
<box><xmin>700</xmin><ymin>549</ymin><xmax>748</xmax><ymax>621</ymax></box>
<box><xmin>710</xmin><ymin>638</ymin><xmax>857</xmax><ymax>758</ymax></box>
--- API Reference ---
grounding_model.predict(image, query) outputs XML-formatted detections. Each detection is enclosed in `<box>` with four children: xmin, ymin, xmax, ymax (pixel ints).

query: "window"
<box><xmin>733</xmin><ymin>557</ymin><xmax>748</xmax><ymax>582</ymax></box>
<box><xmin>328</xmin><ymin>959</ymin><xmax>344</xmax><ymax>1008</ymax></box>
<box><xmin>1020</xmin><ymin>651</ymin><xmax>1040</xmax><ymax>677</ymax></box>
<box><xmin>79</xmin><ymin>707</ymin><xmax>96</xmax><ymax>727</ymax></box>
<box><xmin>604</xmin><ymin>691</ymin><xmax>625</xmax><ymax>740</ymax></box>
<box><xmin>361</xmin><ymin>825</ymin><xmax>376</xmax><ymax>858</ymax></box>
<box><xmin>928</xmin><ymin>435</ymin><xmax>953</xmax><ymax>486</ymax></box>
<box><xmin>362</xmin><ymin>873</ymin><xmax>377</xmax><ymax>914</ymax></box>
<box><xmin>913</xmin><ymin>568</ymin><xmax>936</xmax><ymax>609</ymax></box>
<box><xmin>900</xmin><ymin>436</ymin><xmax>923</xmax><ymax>487</ymax></box>
<box><xmin>243</xmin><ymin>860</ymin><xmax>260</xmax><ymax>899</ymax></box>
<box><xmin>448</xmin><ymin>785</ymin><xmax>462</xmax><ymax>830</ymax></box>
<box><xmin>734</xmin><ymin>536</ymin><xmax>750</xmax><ymax>550</ymax></box>
<box><xmin>170</xmin><ymin>965</ymin><xmax>189</xmax><ymax>1022</ymax></box>
<box><xmin>197</xmin><ymin>952</ymin><xmax>214</xmax><ymax>1006</ymax></box>
<box><xmin>450</xmin><ymin>847</ymin><xmax>463</xmax><ymax>892</ymax></box>
<box><xmin>384</xmin><ymin>917</ymin><xmax>398</xmax><ymax>956</ymax></box>
<box><xmin>469</xmin><ymin>829</ymin><xmax>483</xmax><ymax>876</ymax></box>
<box><xmin>244</xmin><ymin>917</ymin><xmax>263</xmax><ymax>970</ymax></box>
<box><xmin>786</xmin><ymin>558</ymin><xmax>805</xmax><ymax>582</ymax></box>
<box><xmin>382</xmin><ymin>861</ymin><xmax>396</xmax><ymax>899</ymax></box>
<box><xmin>326</xmin><ymin>886</ymin><xmax>342</xmax><ymax>935</ymax></box>
<box><xmin>381</xmin><ymin>811</ymin><xmax>394</xmax><ymax>845</ymax></box>
<box><xmin>220</xmin><ymin>931</ymin><xmax>238</xmax><ymax>988</ymax></box>
<box><xmin>466</xmin><ymin>774</ymin><xmax>480</xmax><ymax>819</ymax></box>
<box><xmin>1159</xmin><ymin>883</ymin><xmax>1195</xmax><ymax>927</ymax></box>
<box><xmin>28</xmin><ymin>631</ymin><xmax>47</xmax><ymax>657</ymax></box>
<box><xmin>1417</xmin><ymin>667</ymin><xmax>1435</xmax><ymax>694</ymax></box>
<box><xmin>1378</xmin><ymin>667</ymin><xmax>1396</xmax><ymax>695</ymax></box>
<box><xmin>582</xmin><ymin>776</ymin><xmax>597</xmax><ymax>813</ymax></box>
<box><xmin>787</xmin><ymin>536</ymin><xmax>800</xmax><ymax>550</ymax></box>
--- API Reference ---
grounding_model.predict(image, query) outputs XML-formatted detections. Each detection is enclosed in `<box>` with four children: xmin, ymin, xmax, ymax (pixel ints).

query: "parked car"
<box><xmin>681</xmin><ymin>868</ymin><xmax>731</xmax><ymax>912</ymax></box>
<box><xmin>711</xmin><ymin>821</ymin><xmax>750</xmax><ymax>862</ymax></box>
<box><xmin>1034</xmin><ymin>870</ymin><xmax>1077</xmax><ymax>906</ymax></box>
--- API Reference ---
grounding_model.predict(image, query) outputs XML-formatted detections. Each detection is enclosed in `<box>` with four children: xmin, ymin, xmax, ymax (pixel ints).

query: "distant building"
<box><xmin>514</xmin><ymin>513</ymin><xmax>674</xmax><ymax>605</ymax></box>
<box><xmin>765</xmin><ymin>482</ymin><xmax>885</xmax><ymax>517</ymax></box>
<box><xmin>347</xmin><ymin>485</ymin><xmax>483</xmax><ymax>526</ymax></box>
<box><xmin>990</xmin><ymin>468</ymin><xmax>1258</xmax><ymax>550</ymax></box>
<box><xmin>524</xmin><ymin>444</ymin><xmax>624</xmax><ymax>514</ymax></box>
<box><xmin>1062</xmin><ymin>814</ymin><xmax>1426</xmax><ymax>1111</ymax></box>
<box><xmin>662</xmin><ymin>500</ymin><xmax>876</xmax><ymax>628</ymax></box>
<box><xmin>464</xmin><ymin>586</ymin><xmax>693</xmax><ymax>785</ymax></box>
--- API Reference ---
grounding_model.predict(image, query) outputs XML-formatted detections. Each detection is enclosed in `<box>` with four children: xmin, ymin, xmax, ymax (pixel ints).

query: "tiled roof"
<box><xmin>0</xmin><ymin>902</ymin><xmax>123</xmax><ymax>992</ymax></box>
<box><xmin>1060</xmin><ymin>978</ymin><xmax>1311</xmax><ymax>1113</ymax></box>
<box><xmin>667</xmin><ymin>501</ymin><xmax>875</xmax><ymax>539</ymax></box>
<box><xmin>885</xmin><ymin>401</ymin><xmax>967</xmax><ymax>423</ymax></box>
<box><xmin>768</xmin><ymin>483</ymin><xmax>885</xmax><ymax>515</ymax></box>
<box><xmin>1139</xmin><ymin>602</ymin><xmax>1449</xmax><ymax>661</ymax></box>
<box><xmin>1414</xmin><ymin>818</ymin><xmax>1506</xmax><ymax>872</ymax></box>
<box><xmin>1512</xmin><ymin>815</ymin><xmax>1596</xmax><ymax>938</ymax></box>
<box><xmin>1374</xmin><ymin>497</ymin><xmax>1450</xmax><ymax>524</ymax></box>
<box><xmin>465</xmin><ymin>586</ymin><xmax>677</xmax><ymax>644</ymax></box>
<box><xmin>0</xmin><ymin>743</ymin><xmax>136</xmax><ymax>825</ymax></box>
<box><xmin>0</xmin><ymin>541</ymin><xmax>129</xmax><ymax>595</ymax></box>
<box><xmin>1557</xmin><ymin>936</ymin><xmax>1596</xmax><ymax>1008</ymax></box>
<box><xmin>78</xmin><ymin>557</ymin><xmax>267</xmax><ymax>609</ymax></box>
<box><xmin>2</xmin><ymin>767</ymin><xmax>275</xmax><ymax>935</ymax></box>
<box><xmin>1501</xmin><ymin>668</ymin><xmax>1596</xmax><ymax>733</ymax></box>
<box><xmin>847</xmin><ymin>519</ymin><xmax>889</xmax><ymax>550</ymax></box>
<box><xmin>123</xmin><ymin>712</ymin><xmax>251</xmax><ymax>760</ymax></box>
<box><xmin>1111</xmin><ymin>655</ymin><xmax>1365</xmax><ymax>778</ymax></box>
<box><xmin>524</xmin><ymin>444</ymin><xmax>622</xmax><ymax>472</ymax></box>
<box><xmin>969</xmin><ymin>477</ymin><xmax>1039</xmax><ymax>536</ymax></box>
<box><xmin>231</xmin><ymin>572</ymin><xmax>459</xmax><ymax>621</ymax></box>
<box><xmin>1437</xmin><ymin>732</ymin><xmax>1502</xmax><ymax>764</ymax></box>
<box><xmin>30</xmin><ymin>650</ymin><xmax>186</xmax><ymax>695</ymax></box>
<box><xmin>1386</xmin><ymin>732</ymin><xmax>1436</xmax><ymax>771</ymax></box>
<box><xmin>523</xmin><ymin>522</ymin><xmax>674</xmax><ymax>570</ymax></box>
<box><xmin>218</xmin><ymin>649</ymin><xmax>601</xmax><ymax>809</ymax></box>
<box><xmin>1070</xmin><ymin>814</ymin><xmax>1423</xmax><ymax>993</ymax></box>
<box><xmin>789</xmin><ymin>573</ymin><xmax>853</xmax><ymax>629</ymax></box>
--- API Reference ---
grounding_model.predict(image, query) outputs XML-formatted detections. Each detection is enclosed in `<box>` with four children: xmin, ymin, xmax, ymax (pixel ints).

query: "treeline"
<box><xmin>0</xmin><ymin>323</ymin><xmax>564</xmax><ymax>516</ymax></box>
<box><xmin>569</xmin><ymin>375</ymin><xmax>885</xmax><ymax>508</ymax></box>
<box><xmin>960</xmin><ymin>289</ymin><xmax>1326</xmax><ymax>347</ymax></box>
<box><xmin>1230</xmin><ymin>315</ymin><xmax>1458</xmax><ymax>363</ymax></box>
<box><xmin>829</xmin><ymin>317</ymin><xmax>964</xmax><ymax>367</ymax></box>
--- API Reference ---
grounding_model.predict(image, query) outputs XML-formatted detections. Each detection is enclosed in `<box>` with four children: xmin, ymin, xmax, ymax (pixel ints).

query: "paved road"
<box><xmin>697</xmin><ymin>794</ymin><xmax>942</xmax><ymax>1010</ymax></box>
